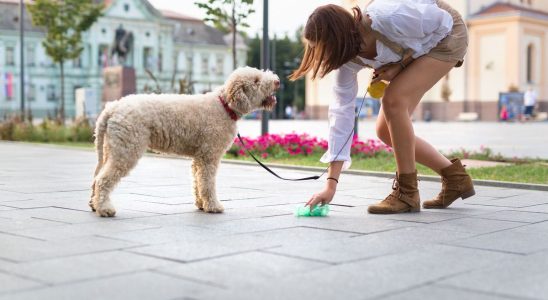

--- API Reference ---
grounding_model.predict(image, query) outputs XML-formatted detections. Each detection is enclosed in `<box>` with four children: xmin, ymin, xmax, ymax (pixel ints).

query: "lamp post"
<box><xmin>19</xmin><ymin>0</ymin><xmax>25</xmax><ymax>120</ymax></box>
<box><xmin>260</xmin><ymin>0</ymin><xmax>269</xmax><ymax>135</ymax></box>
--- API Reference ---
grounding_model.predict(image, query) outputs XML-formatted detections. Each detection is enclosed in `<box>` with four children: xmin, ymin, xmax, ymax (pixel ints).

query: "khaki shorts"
<box><xmin>426</xmin><ymin>0</ymin><xmax>469</xmax><ymax>66</ymax></box>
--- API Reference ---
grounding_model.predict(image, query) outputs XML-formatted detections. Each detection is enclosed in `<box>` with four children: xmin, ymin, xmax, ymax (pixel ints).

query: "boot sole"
<box><xmin>423</xmin><ymin>188</ymin><xmax>476</xmax><ymax>209</ymax></box>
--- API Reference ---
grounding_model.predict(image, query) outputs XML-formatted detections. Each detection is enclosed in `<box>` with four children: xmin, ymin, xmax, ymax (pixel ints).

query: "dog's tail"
<box><xmin>93</xmin><ymin>104</ymin><xmax>114</xmax><ymax>176</ymax></box>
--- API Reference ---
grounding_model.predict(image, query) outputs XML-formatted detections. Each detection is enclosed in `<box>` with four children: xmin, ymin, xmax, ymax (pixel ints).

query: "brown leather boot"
<box><xmin>423</xmin><ymin>158</ymin><xmax>475</xmax><ymax>209</ymax></box>
<box><xmin>368</xmin><ymin>171</ymin><xmax>420</xmax><ymax>214</ymax></box>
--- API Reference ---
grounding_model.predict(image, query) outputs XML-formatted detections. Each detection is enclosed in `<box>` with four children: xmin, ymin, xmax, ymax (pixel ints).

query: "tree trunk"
<box><xmin>59</xmin><ymin>60</ymin><xmax>65</xmax><ymax>124</ymax></box>
<box><xmin>232</xmin><ymin>0</ymin><xmax>237</xmax><ymax>70</ymax></box>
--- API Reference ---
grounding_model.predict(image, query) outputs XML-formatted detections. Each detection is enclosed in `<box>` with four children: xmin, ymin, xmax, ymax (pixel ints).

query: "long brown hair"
<box><xmin>289</xmin><ymin>5</ymin><xmax>363</xmax><ymax>81</ymax></box>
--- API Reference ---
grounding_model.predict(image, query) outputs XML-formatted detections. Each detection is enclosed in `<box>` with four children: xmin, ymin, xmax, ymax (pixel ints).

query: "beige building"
<box><xmin>305</xmin><ymin>0</ymin><xmax>548</xmax><ymax>121</ymax></box>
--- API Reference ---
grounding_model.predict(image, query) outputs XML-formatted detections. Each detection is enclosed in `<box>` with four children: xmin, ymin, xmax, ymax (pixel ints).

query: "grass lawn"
<box><xmin>40</xmin><ymin>141</ymin><xmax>548</xmax><ymax>185</ymax></box>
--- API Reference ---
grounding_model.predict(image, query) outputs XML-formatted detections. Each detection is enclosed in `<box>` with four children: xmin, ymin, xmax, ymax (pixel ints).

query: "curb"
<box><xmin>3</xmin><ymin>141</ymin><xmax>547</xmax><ymax>191</ymax></box>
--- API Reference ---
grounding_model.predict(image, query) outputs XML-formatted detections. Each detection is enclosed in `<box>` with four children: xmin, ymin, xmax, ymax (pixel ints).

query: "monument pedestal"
<box><xmin>102</xmin><ymin>66</ymin><xmax>136</xmax><ymax>103</ymax></box>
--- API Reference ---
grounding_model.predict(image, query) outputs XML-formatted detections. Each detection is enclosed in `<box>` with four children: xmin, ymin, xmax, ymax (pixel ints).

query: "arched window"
<box><xmin>527</xmin><ymin>44</ymin><xmax>535</xmax><ymax>83</ymax></box>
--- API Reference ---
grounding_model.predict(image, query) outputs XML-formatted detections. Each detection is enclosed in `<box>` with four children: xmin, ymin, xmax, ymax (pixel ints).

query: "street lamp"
<box><xmin>19</xmin><ymin>0</ymin><xmax>25</xmax><ymax>120</ymax></box>
<box><xmin>261</xmin><ymin>0</ymin><xmax>269</xmax><ymax>135</ymax></box>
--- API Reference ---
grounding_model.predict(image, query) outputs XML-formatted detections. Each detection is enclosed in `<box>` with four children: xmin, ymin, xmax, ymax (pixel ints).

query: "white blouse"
<box><xmin>320</xmin><ymin>0</ymin><xmax>453</xmax><ymax>169</ymax></box>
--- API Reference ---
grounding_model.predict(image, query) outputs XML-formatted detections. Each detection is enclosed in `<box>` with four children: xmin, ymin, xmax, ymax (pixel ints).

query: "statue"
<box><xmin>111</xmin><ymin>25</ymin><xmax>134</xmax><ymax>65</ymax></box>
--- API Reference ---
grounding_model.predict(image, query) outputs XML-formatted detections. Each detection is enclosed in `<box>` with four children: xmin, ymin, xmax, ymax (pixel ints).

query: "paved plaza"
<box><xmin>1</xmin><ymin>142</ymin><xmax>548</xmax><ymax>300</ymax></box>
<box><xmin>239</xmin><ymin>120</ymin><xmax>548</xmax><ymax>159</ymax></box>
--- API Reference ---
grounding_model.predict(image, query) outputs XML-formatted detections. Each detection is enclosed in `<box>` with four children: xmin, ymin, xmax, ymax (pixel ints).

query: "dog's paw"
<box><xmin>88</xmin><ymin>200</ymin><xmax>96</xmax><ymax>212</ymax></box>
<box><xmin>95</xmin><ymin>202</ymin><xmax>117</xmax><ymax>217</ymax></box>
<box><xmin>203</xmin><ymin>202</ymin><xmax>224</xmax><ymax>213</ymax></box>
<box><xmin>195</xmin><ymin>200</ymin><xmax>204</xmax><ymax>210</ymax></box>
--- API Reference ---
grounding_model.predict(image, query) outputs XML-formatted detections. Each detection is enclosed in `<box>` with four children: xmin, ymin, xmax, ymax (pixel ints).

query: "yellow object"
<box><xmin>368</xmin><ymin>81</ymin><xmax>387</xmax><ymax>99</ymax></box>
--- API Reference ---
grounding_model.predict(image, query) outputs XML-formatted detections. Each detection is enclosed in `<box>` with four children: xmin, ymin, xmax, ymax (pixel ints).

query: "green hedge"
<box><xmin>0</xmin><ymin>117</ymin><xmax>94</xmax><ymax>143</ymax></box>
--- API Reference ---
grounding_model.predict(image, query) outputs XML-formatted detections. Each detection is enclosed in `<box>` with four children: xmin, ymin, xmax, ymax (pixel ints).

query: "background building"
<box><xmin>306</xmin><ymin>0</ymin><xmax>548</xmax><ymax>121</ymax></box>
<box><xmin>0</xmin><ymin>0</ymin><xmax>247</xmax><ymax>118</ymax></box>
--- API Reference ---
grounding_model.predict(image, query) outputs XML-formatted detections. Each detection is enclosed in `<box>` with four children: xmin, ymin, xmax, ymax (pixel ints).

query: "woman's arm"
<box><xmin>306</xmin><ymin>161</ymin><xmax>343</xmax><ymax>209</ymax></box>
<box><xmin>307</xmin><ymin>63</ymin><xmax>361</xmax><ymax>208</ymax></box>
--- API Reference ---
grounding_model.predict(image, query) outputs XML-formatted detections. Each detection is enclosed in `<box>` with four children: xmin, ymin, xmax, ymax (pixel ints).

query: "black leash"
<box><xmin>236</xmin><ymin>88</ymin><xmax>370</xmax><ymax>181</ymax></box>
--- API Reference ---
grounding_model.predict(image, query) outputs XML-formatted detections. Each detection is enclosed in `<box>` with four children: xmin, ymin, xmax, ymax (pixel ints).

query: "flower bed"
<box><xmin>227</xmin><ymin>133</ymin><xmax>392</xmax><ymax>159</ymax></box>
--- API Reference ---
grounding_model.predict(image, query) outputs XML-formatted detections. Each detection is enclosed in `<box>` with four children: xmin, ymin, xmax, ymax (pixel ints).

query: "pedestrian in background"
<box><xmin>523</xmin><ymin>86</ymin><xmax>537</xmax><ymax>121</ymax></box>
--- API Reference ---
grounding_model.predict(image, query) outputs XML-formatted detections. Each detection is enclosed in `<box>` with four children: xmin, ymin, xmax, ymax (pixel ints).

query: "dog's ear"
<box><xmin>226</xmin><ymin>78</ymin><xmax>252</xmax><ymax>114</ymax></box>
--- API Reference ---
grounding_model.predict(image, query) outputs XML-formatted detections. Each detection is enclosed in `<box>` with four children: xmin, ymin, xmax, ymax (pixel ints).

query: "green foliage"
<box><xmin>195</xmin><ymin>0</ymin><xmax>254</xmax><ymax>33</ymax></box>
<box><xmin>28</xmin><ymin>0</ymin><xmax>103</xmax><ymax>121</ymax></box>
<box><xmin>0</xmin><ymin>117</ymin><xmax>94</xmax><ymax>143</ymax></box>
<box><xmin>195</xmin><ymin>0</ymin><xmax>254</xmax><ymax>69</ymax></box>
<box><xmin>28</xmin><ymin>0</ymin><xmax>103</xmax><ymax>63</ymax></box>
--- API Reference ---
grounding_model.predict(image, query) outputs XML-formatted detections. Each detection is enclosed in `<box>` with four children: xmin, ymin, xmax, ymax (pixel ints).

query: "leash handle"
<box><xmin>237</xmin><ymin>133</ymin><xmax>321</xmax><ymax>181</ymax></box>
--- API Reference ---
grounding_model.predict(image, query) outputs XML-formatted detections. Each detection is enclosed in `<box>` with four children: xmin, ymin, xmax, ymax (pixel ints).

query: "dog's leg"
<box><xmin>195</xmin><ymin>158</ymin><xmax>224</xmax><ymax>213</ymax></box>
<box><xmin>191</xmin><ymin>159</ymin><xmax>203</xmax><ymax>210</ymax></box>
<box><xmin>91</xmin><ymin>140</ymin><xmax>143</xmax><ymax>217</ymax></box>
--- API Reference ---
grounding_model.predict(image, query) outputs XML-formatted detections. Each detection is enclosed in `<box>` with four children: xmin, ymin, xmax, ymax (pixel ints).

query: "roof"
<box><xmin>0</xmin><ymin>1</ymin><xmax>42</xmax><ymax>32</ymax></box>
<box><xmin>162</xmin><ymin>10</ymin><xmax>227</xmax><ymax>46</ymax></box>
<box><xmin>473</xmin><ymin>2</ymin><xmax>548</xmax><ymax>19</ymax></box>
<box><xmin>160</xmin><ymin>9</ymin><xmax>201</xmax><ymax>22</ymax></box>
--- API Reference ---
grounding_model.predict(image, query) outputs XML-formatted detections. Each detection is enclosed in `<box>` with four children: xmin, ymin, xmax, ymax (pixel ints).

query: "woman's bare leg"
<box><xmin>376</xmin><ymin>109</ymin><xmax>451</xmax><ymax>175</ymax></box>
<box><xmin>381</xmin><ymin>56</ymin><xmax>455</xmax><ymax>174</ymax></box>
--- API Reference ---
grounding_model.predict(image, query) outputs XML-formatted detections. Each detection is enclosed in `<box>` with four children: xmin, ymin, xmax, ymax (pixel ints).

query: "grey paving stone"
<box><xmin>380</xmin><ymin>284</ymin><xmax>513</xmax><ymax>300</ymax></box>
<box><xmin>0</xmin><ymin>271</ymin><xmax>218</xmax><ymax>300</ymax></box>
<box><xmin>464</xmin><ymin>194</ymin><xmax>548</xmax><ymax>208</ymax></box>
<box><xmin>1</xmin><ymin>142</ymin><xmax>547</xmax><ymax>300</ymax></box>
<box><xmin>0</xmin><ymin>272</ymin><xmax>44</xmax><ymax>295</ymax></box>
<box><xmin>266</xmin><ymin>227</ymin><xmax>474</xmax><ymax>264</ymax></box>
<box><xmin>520</xmin><ymin>204</ymin><xmax>548</xmax><ymax>214</ymax></box>
<box><xmin>157</xmin><ymin>251</ymin><xmax>329</xmax><ymax>289</ymax></box>
<box><xmin>0</xmin><ymin>217</ymin><xmax>66</xmax><ymax>232</ymax></box>
<box><xmin>0</xmin><ymin>233</ymin><xmax>139</xmax><ymax>262</ymax></box>
<box><xmin>209</xmin><ymin>245</ymin><xmax>514</xmax><ymax>300</ymax></box>
<box><xmin>11</xmin><ymin>220</ymin><xmax>159</xmax><ymax>241</ymax></box>
<box><xmin>0</xmin><ymin>207</ymin><xmax>105</xmax><ymax>224</ymax></box>
<box><xmin>474</xmin><ymin>210</ymin><xmax>548</xmax><ymax>223</ymax></box>
<box><xmin>422</xmin><ymin>217</ymin><xmax>526</xmax><ymax>234</ymax></box>
<box><xmin>129</xmin><ymin>227</ymin><xmax>354</xmax><ymax>263</ymax></box>
<box><xmin>374</xmin><ymin>210</ymin><xmax>468</xmax><ymax>224</ymax></box>
<box><xmin>440</xmin><ymin>251</ymin><xmax>548</xmax><ymax>300</ymax></box>
<box><xmin>446</xmin><ymin>221</ymin><xmax>548</xmax><ymax>254</ymax></box>
<box><xmin>1</xmin><ymin>251</ymin><xmax>177</xmax><ymax>285</ymax></box>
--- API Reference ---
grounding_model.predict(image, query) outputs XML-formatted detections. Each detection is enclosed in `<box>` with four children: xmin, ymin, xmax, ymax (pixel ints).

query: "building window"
<box><xmin>215</xmin><ymin>54</ymin><xmax>224</xmax><ymax>76</ymax></box>
<box><xmin>27</xmin><ymin>46</ymin><xmax>35</xmax><ymax>67</ymax></box>
<box><xmin>28</xmin><ymin>84</ymin><xmax>36</xmax><ymax>102</ymax></box>
<box><xmin>158</xmin><ymin>49</ymin><xmax>163</xmax><ymax>72</ymax></box>
<box><xmin>73</xmin><ymin>55</ymin><xmax>82</xmax><ymax>68</ymax></box>
<box><xmin>124</xmin><ymin>3</ymin><xmax>130</xmax><ymax>12</ymax></box>
<box><xmin>46</xmin><ymin>84</ymin><xmax>57</xmax><ymax>102</ymax></box>
<box><xmin>186</xmin><ymin>55</ymin><xmax>193</xmax><ymax>73</ymax></box>
<box><xmin>527</xmin><ymin>44</ymin><xmax>535</xmax><ymax>83</ymax></box>
<box><xmin>201</xmin><ymin>54</ymin><xmax>209</xmax><ymax>75</ymax></box>
<box><xmin>6</xmin><ymin>46</ymin><xmax>15</xmax><ymax>66</ymax></box>
<box><xmin>98</xmin><ymin>44</ymin><xmax>109</xmax><ymax>67</ymax></box>
<box><xmin>143</xmin><ymin>47</ymin><xmax>154</xmax><ymax>70</ymax></box>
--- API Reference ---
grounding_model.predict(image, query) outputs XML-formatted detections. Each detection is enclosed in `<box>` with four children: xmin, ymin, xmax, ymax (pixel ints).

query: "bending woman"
<box><xmin>289</xmin><ymin>0</ymin><xmax>475</xmax><ymax>214</ymax></box>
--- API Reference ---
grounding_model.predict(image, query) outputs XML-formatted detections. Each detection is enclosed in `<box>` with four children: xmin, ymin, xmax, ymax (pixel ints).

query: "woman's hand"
<box><xmin>306</xmin><ymin>185</ymin><xmax>336</xmax><ymax>210</ymax></box>
<box><xmin>372</xmin><ymin>63</ymin><xmax>404</xmax><ymax>84</ymax></box>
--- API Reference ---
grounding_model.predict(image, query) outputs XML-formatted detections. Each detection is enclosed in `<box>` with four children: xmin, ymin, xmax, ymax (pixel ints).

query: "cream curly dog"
<box><xmin>90</xmin><ymin>67</ymin><xmax>279</xmax><ymax>217</ymax></box>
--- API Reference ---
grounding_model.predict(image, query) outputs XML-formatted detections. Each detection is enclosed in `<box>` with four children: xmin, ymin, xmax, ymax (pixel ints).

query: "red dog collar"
<box><xmin>219</xmin><ymin>96</ymin><xmax>240</xmax><ymax>121</ymax></box>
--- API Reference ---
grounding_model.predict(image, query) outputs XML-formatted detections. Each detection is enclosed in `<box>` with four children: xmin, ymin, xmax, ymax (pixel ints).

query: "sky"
<box><xmin>149</xmin><ymin>0</ymin><xmax>338</xmax><ymax>38</ymax></box>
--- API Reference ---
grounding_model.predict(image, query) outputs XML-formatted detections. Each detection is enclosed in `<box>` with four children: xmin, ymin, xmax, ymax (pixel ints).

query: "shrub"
<box><xmin>228</xmin><ymin>133</ymin><xmax>392</xmax><ymax>159</ymax></box>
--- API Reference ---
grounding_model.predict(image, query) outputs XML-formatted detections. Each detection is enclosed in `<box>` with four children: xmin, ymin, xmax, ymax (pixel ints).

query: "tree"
<box><xmin>28</xmin><ymin>0</ymin><xmax>103</xmax><ymax>123</ymax></box>
<box><xmin>195</xmin><ymin>0</ymin><xmax>254</xmax><ymax>70</ymax></box>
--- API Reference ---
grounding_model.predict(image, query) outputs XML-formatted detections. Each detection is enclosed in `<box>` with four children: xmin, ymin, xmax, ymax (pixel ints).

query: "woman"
<box><xmin>289</xmin><ymin>0</ymin><xmax>475</xmax><ymax>214</ymax></box>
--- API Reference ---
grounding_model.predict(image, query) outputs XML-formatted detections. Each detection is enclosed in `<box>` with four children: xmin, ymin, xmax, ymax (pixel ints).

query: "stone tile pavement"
<box><xmin>0</xmin><ymin>142</ymin><xmax>547</xmax><ymax>300</ymax></box>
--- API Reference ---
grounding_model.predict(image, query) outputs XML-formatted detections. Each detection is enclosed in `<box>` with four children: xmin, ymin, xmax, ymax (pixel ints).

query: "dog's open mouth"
<box><xmin>261</xmin><ymin>94</ymin><xmax>277</xmax><ymax>110</ymax></box>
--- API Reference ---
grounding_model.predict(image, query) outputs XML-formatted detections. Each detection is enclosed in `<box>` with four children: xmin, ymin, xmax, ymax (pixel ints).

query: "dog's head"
<box><xmin>224</xmin><ymin>67</ymin><xmax>280</xmax><ymax>115</ymax></box>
